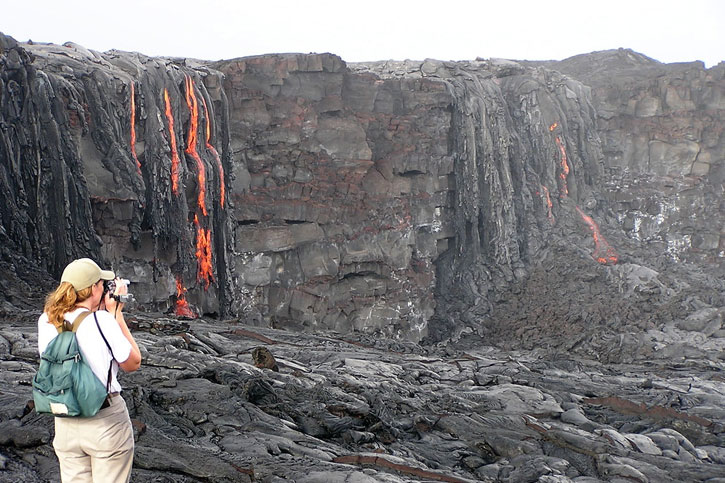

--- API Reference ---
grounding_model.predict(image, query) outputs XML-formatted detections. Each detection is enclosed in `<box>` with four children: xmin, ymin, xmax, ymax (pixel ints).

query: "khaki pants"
<box><xmin>53</xmin><ymin>395</ymin><xmax>134</xmax><ymax>483</ymax></box>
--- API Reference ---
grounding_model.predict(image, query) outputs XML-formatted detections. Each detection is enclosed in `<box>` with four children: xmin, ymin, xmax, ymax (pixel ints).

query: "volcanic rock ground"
<box><xmin>1</xmin><ymin>256</ymin><xmax>724</xmax><ymax>482</ymax></box>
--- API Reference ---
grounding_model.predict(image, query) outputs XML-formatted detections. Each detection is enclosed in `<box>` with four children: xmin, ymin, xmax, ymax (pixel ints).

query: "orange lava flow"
<box><xmin>184</xmin><ymin>75</ymin><xmax>208</xmax><ymax>216</ymax></box>
<box><xmin>174</xmin><ymin>276</ymin><xmax>197</xmax><ymax>318</ymax></box>
<box><xmin>194</xmin><ymin>214</ymin><xmax>214</xmax><ymax>289</ymax></box>
<box><xmin>541</xmin><ymin>185</ymin><xmax>554</xmax><ymax>223</ymax></box>
<box><xmin>575</xmin><ymin>206</ymin><xmax>618</xmax><ymax>265</ymax></box>
<box><xmin>201</xmin><ymin>95</ymin><xmax>225</xmax><ymax>208</ymax></box>
<box><xmin>554</xmin><ymin>135</ymin><xmax>570</xmax><ymax>198</ymax></box>
<box><xmin>163</xmin><ymin>88</ymin><xmax>181</xmax><ymax>195</ymax></box>
<box><xmin>130</xmin><ymin>83</ymin><xmax>141</xmax><ymax>174</ymax></box>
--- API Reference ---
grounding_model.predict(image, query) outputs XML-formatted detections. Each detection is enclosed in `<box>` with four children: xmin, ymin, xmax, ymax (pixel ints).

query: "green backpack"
<box><xmin>33</xmin><ymin>311</ymin><xmax>109</xmax><ymax>417</ymax></box>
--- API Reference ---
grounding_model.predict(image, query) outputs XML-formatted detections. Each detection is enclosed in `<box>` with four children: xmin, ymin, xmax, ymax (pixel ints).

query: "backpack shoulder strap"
<box><xmin>94</xmin><ymin>312</ymin><xmax>116</xmax><ymax>394</ymax></box>
<box><xmin>93</xmin><ymin>312</ymin><xmax>115</xmax><ymax>359</ymax></box>
<box><xmin>56</xmin><ymin>310</ymin><xmax>93</xmax><ymax>334</ymax></box>
<box><xmin>71</xmin><ymin>310</ymin><xmax>94</xmax><ymax>332</ymax></box>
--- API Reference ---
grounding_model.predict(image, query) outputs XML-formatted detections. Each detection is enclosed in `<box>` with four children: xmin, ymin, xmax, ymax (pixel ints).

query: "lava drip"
<box><xmin>194</xmin><ymin>214</ymin><xmax>214</xmax><ymax>288</ymax></box>
<box><xmin>184</xmin><ymin>75</ymin><xmax>208</xmax><ymax>217</ymax></box>
<box><xmin>540</xmin><ymin>185</ymin><xmax>554</xmax><ymax>224</ymax></box>
<box><xmin>575</xmin><ymin>206</ymin><xmax>618</xmax><ymax>265</ymax></box>
<box><xmin>163</xmin><ymin>88</ymin><xmax>181</xmax><ymax>195</ymax></box>
<box><xmin>184</xmin><ymin>75</ymin><xmax>214</xmax><ymax>290</ymax></box>
<box><xmin>174</xmin><ymin>276</ymin><xmax>197</xmax><ymax>318</ymax></box>
<box><xmin>550</xmin><ymin>123</ymin><xmax>570</xmax><ymax>198</ymax></box>
<box><xmin>129</xmin><ymin>82</ymin><xmax>141</xmax><ymax>174</ymax></box>
<box><xmin>201</xmin><ymin>95</ymin><xmax>225</xmax><ymax>208</ymax></box>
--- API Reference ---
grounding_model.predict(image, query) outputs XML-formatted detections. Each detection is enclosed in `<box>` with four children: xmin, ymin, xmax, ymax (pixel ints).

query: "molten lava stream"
<box><xmin>555</xmin><ymin>135</ymin><xmax>569</xmax><ymax>198</ymax></box>
<box><xmin>575</xmin><ymin>206</ymin><xmax>618</xmax><ymax>265</ymax></box>
<box><xmin>184</xmin><ymin>75</ymin><xmax>208</xmax><ymax>216</ymax></box>
<box><xmin>540</xmin><ymin>185</ymin><xmax>554</xmax><ymax>224</ymax></box>
<box><xmin>549</xmin><ymin>122</ymin><xmax>570</xmax><ymax>198</ymax></box>
<box><xmin>194</xmin><ymin>214</ymin><xmax>214</xmax><ymax>289</ymax></box>
<box><xmin>175</xmin><ymin>277</ymin><xmax>197</xmax><ymax>318</ymax></box>
<box><xmin>201</xmin><ymin>95</ymin><xmax>225</xmax><ymax>208</ymax></box>
<box><xmin>163</xmin><ymin>88</ymin><xmax>181</xmax><ymax>195</ymax></box>
<box><xmin>130</xmin><ymin>82</ymin><xmax>141</xmax><ymax>174</ymax></box>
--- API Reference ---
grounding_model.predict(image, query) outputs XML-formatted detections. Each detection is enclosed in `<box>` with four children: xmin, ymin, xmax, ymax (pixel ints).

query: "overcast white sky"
<box><xmin>2</xmin><ymin>0</ymin><xmax>723</xmax><ymax>66</ymax></box>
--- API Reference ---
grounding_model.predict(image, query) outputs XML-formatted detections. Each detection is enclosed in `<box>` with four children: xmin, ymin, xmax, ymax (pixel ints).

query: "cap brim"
<box><xmin>100</xmin><ymin>269</ymin><xmax>115</xmax><ymax>280</ymax></box>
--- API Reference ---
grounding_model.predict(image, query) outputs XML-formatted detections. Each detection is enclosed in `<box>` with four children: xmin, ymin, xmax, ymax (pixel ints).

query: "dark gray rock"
<box><xmin>1</xmin><ymin>313</ymin><xmax>724</xmax><ymax>481</ymax></box>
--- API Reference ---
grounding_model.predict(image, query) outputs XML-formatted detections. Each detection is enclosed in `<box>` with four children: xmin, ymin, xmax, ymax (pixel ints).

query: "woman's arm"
<box><xmin>104</xmin><ymin>282</ymin><xmax>142</xmax><ymax>372</ymax></box>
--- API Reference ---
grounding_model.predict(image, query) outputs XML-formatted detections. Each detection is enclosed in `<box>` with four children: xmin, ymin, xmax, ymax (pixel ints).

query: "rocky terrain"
<box><xmin>1</xmin><ymin>31</ymin><xmax>724</xmax><ymax>481</ymax></box>
<box><xmin>2</xmin><ymin>309</ymin><xmax>725</xmax><ymax>482</ymax></box>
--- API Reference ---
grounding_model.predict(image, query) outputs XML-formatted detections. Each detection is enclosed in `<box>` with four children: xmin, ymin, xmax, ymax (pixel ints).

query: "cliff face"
<box><xmin>215</xmin><ymin>55</ymin><xmax>448</xmax><ymax>337</ymax></box>
<box><xmin>216</xmin><ymin>55</ymin><xmax>609</xmax><ymax>341</ymax></box>
<box><xmin>544</xmin><ymin>49</ymin><xmax>725</xmax><ymax>268</ymax></box>
<box><xmin>0</xmin><ymin>35</ymin><xmax>233</xmax><ymax>318</ymax></box>
<box><xmin>544</xmin><ymin>49</ymin><xmax>724</xmax><ymax>178</ymax></box>
<box><xmin>1</xmin><ymin>35</ymin><xmax>723</xmax><ymax>348</ymax></box>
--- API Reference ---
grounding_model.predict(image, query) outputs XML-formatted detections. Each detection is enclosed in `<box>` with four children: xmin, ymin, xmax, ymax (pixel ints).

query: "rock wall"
<box><xmin>0</xmin><ymin>34</ymin><xmax>234</xmax><ymax>317</ymax></box>
<box><xmin>543</xmin><ymin>49</ymin><xmax>725</xmax><ymax>267</ymax></box>
<box><xmin>215</xmin><ymin>54</ymin><xmax>452</xmax><ymax>338</ymax></box>
<box><xmin>545</xmin><ymin>49</ymin><xmax>724</xmax><ymax>179</ymax></box>
<box><xmin>179</xmin><ymin>55</ymin><xmax>613</xmax><ymax>341</ymax></box>
<box><xmin>1</xmin><ymin>35</ymin><xmax>723</xmax><ymax>344</ymax></box>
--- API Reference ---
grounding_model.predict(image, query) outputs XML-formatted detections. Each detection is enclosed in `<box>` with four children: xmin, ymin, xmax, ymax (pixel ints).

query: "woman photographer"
<box><xmin>37</xmin><ymin>258</ymin><xmax>141</xmax><ymax>482</ymax></box>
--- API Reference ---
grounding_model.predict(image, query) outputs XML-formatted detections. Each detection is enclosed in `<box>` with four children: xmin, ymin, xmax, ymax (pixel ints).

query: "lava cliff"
<box><xmin>1</xmin><ymin>34</ymin><xmax>723</xmax><ymax>349</ymax></box>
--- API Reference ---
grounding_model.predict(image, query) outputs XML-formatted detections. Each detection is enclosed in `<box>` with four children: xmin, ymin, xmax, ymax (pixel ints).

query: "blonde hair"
<box><xmin>44</xmin><ymin>282</ymin><xmax>94</xmax><ymax>329</ymax></box>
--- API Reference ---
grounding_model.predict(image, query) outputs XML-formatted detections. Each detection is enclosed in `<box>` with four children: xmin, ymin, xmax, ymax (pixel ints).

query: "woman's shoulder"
<box><xmin>76</xmin><ymin>310</ymin><xmax>121</xmax><ymax>344</ymax></box>
<box><xmin>92</xmin><ymin>309</ymin><xmax>117</xmax><ymax>323</ymax></box>
<box><xmin>70</xmin><ymin>309</ymin><xmax>114</xmax><ymax>332</ymax></box>
<box><xmin>37</xmin><ymin>312</ymin><xmax>54</xmax><ymax>337</ymax></box>
<box><xmin>89</xmin><ymin>310</ymin><xmax>123</xmax><ymax>334</ymax></box>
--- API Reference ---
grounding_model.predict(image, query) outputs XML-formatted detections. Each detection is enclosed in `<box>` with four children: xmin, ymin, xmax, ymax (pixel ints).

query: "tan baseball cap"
<box><xmin>61</xmin><ymin>258</ymin><xmax>115</xmax><ymax>291</ymax></box>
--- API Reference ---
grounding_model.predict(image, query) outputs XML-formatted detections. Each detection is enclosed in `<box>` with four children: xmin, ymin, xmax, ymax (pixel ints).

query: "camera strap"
<box><xmin>94</xmin><ymin>312</ymin><xmax>116</xmax><ymax>394</ymax></box>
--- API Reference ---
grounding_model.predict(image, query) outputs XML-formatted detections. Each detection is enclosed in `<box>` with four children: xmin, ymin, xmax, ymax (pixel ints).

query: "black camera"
<box><xmin>103</xmin><ymin>278</ymin><xmax>135</xmax><ymax>304</ymax></box>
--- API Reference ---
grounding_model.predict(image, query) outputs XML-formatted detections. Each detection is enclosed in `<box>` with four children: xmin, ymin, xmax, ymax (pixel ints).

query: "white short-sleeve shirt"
<box><xmin>38</xmin><ymin>308</ymin><xmax>133</xmax><ymax>393</ymax></box>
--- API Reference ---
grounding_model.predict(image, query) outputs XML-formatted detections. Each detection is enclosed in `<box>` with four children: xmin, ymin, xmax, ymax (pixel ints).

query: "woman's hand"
<box><xmin>104</xmin><ymin>278</ymin><xmax>128</xmax><ymax>313</ymax></box>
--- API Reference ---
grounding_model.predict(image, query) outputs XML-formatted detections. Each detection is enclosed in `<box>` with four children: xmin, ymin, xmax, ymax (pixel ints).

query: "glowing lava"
<box><xmin>194</xmin><ymin>214</ymin><xmax>214</xmax><ymax>288</ymax></box>
<box><xmin>163</xmin><ymin>88</ymin><xmax>181</xmax><ymax>195</ymax></box>
<box><xmin>174</xmin><ymin>276</ymin><xmax>197</xmax><ymax>318</ymax></box>
<box><xmin>554</xmin><ymin>136</ymin><xmax>569</xmax><ymax>197</ymax></box>
<box><xmin>575</xmin><ymin>206</ymin><xmax>618</xmax><ymax>265</ymax></box>
<box><xmin>540</xmin><ymin>185</ymin><xmax>554</xmax><ymax>223</ymax></box>
<box><xmin>184</xmin><ymin>75</ymin><xmax>208</xmax><ymax>217</ymax></box>
<box><xmin>130</xmin><ymin>83</ymin><xmax>141</xmax><ymax>174</ymax></box>
<box><xmin>201</xmin><ymin>95</ymin><xmax>225</xmax><ymax>208</ymax></box>
<box><xmin>549</xmin><ymin>122</ymin><xmax>570</xmax><ymax>198</ymax></box>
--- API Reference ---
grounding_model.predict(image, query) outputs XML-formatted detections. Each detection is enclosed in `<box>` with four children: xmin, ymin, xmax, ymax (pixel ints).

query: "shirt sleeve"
<box><xmin>37</xmin><ymin>313</ymin><xmax>53</xmax><ymax>355</ymax></box>
<box><xmin>93</xmin><ymin>311</ymin><xmax>133</xmax><ymax>364</ymax></box>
